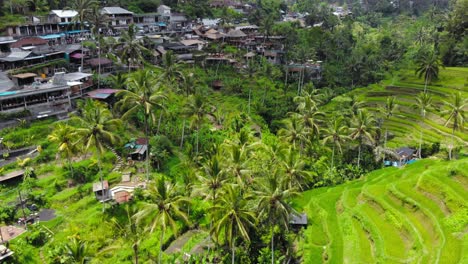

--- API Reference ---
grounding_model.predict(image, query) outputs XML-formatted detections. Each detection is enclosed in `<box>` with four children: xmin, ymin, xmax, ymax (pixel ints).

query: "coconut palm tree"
<box><xmin>442</xmin><ymin>92</ymin><xmax>467</xmax><ymax>160</ymax></box>
<box><xmin>278</xmin><ymin>147</ymin><xmax>311</xmax><ymax>191</ymax></box>
<box><xmin>158</xmin><ymin>51</ymin><xmax>185</xmax><ymax>89</ymax></box>
<box><xmin>413</xmin><ymin>92</ymin><xmax>433</xmax><ymax>158</ymax></box>
<box><xmin>70</xmin><ymin>0</ymin><xmax>97</xmax><ymax>70</ymax></box>
<box><xmin>349</xmin><ymin>110</ymin><xmax>377</xmax><ymax>168</ymax></box>
<box><xmin>72</xmin><ymin>99</ymin><xmax>121</xmax><ymax>207</ymax></box>
<box><xmin>292</xmin><ymin>92</ymin><xmax>325</xmax><ymax>143</ymax></box>
<box><xmin>117</xmin><ymin>70</ymin><xmax>167</xmax><ymax>180</ymax></box>
<box><xmin>87</xmin><ymin>6</ymin><xmax>109</xmax><ymax>89</ymax></box>
<box><xmin>415</xmin><ymin>49</ymin><xmax>442</xmax><ymax>93</ymax></box>
<box><xmin>222</xmin><ymin>144</ymin><xmax>253</xmax><ymax>188</ymax></box>
<box><xmin>133</xmin><ymin>177</ymin><xmax>190</xmax><ymax>264</ymax></box>
<box><xmin>111</xmin><ymin>206</ymin><xmax>143</xmax><ymax>264</ymax></box>
<box><xmin>347</xmin><ymin>95</ymin><xmax>366</xmax><ymax>118</ymax></box>
<box><xmin>322</xmin><ymin>117</ymin><xmax>350</xmax><ymax>169</ymax></box>
<box><xmin>48</xmin><ymin>123</ymin><xmax>78</xmax><ymax>180</ymax></box>
<box><xmin>255</xmin><ymin>172</ymin><xmax>299</xmax><ymax>264</ymax></box>
<box><xmin>117</xmin><ymin>24</ymin><xmax>150</xmax><ymax>71</ymax></box>
<box><xmin>183</xmin><ymin>94</ymin><xmax>209</xmax><ymax>154</ymax></box>
<box><xmin>278</xmin><ymin>116</ymin><xmax>307</xmax><ymax>151</ymax></box>
<box><xmin>380</xmin><ymin>96</ymin><xmax>398</xmax><ymax>161</ymax></box>
<box><xmin>193</xmin><ymin>154</ymin><xmax>227</xmax><ymax>204</ymax></box>
<box><xmin>65</xmin><ymin>236</ymin><xmax>91</xmax><ymax>264</ymax></box>
<box><xmin>210</xmin><ymin>184</ymin><xmax>257</xmax><ymax>264</ymax></box>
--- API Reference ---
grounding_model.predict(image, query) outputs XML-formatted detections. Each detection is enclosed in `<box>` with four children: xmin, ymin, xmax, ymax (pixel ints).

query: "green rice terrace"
<box><xmin>330</xmin><ymin>67</ymin><xmax>468</xmax><ymax>149</ymax></box>
<box><xmin>298</xmin><ymin>158</ymin><xmax>468</xmax><ymax>264</ymax></box>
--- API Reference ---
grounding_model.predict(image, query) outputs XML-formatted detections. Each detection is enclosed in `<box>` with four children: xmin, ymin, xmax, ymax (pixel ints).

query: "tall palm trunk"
<box><xmin>248</xmin><ymin>86</ymin><xmax>252</xmax><ymax>115</ymax></box>
<box><xmin>97</xmin><ymin>150</ymin><xmax>105</xmax><ymax>212</ymax></box>
<box><xmin>159</xmin><ymin>229</ymin><xmax>164</xmax><ymax>264</ymax></box>
<box><xmin>133</xmin><ymin>244</ymin><xmax>139</xmax><ymax>264</ymax></box>
<box><xmin>231</xmin><ymin>238</ymin><xmax>235</xmax><ymax>264</ymax></box>
<box><xmin>449</xmin><ymin>127</ymin><xmax>455</xmax><ymax>160</ymax></box>
<box><xmin>180</xmin><ymin>119</ymin><xmax>186</xmax><ymax>149</ymax></box>
<box><xmin>357</xmin><ymin>142</ymin><xmax>361</xmax><ymax>168</ymax></box>
<box><xmin>80</xmin><ymin>23</ymin><xmax>85</xmax><ymax>71</ymax></box>
<box><xmin>331</xmin><ymin>144</ymin><xmax>335</xmax><ymax>169</ymax></box>
<box><xmin>384</xmin><ymin>128</ymin><xmax>388</xmax><ymax>163</ymax></box>
<box><xmin>68</xmin><ymin>155</ymin><xmax>74</xmax><ymax>180</ymax></box>
<box><xmin>271</xmin><ymin>226</ymin><xmax>275</xmax><ymax>264</ymax></box>
<box><xmin>144</xmin><ymin>113</ymin><xmax>150</xmax><ymax>181</ymax></box>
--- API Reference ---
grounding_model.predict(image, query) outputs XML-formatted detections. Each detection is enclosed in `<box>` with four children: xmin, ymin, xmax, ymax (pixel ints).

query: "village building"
<box><xmin>101</xmin><ymin>7</ymin><xmax>134</xmax><ymax>29</ymax></box>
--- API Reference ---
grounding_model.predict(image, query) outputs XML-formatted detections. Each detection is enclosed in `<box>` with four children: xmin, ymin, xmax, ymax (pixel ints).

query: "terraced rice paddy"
<box><xmin>299</xmin><ymin>158</ymin><xmax>468</xmax><ymax>263</ymax></box>
<box><xmin>344</xmin><ymin>67</ymin><xmax>468</xmax><ymax>149</ymax></box>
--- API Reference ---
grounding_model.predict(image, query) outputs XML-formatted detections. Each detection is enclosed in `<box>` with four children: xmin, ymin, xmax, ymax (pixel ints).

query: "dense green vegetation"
<box><xmin>0</xmin><ymin>0</ymin><xmax>467</xmax><ymax>263</ymax></box>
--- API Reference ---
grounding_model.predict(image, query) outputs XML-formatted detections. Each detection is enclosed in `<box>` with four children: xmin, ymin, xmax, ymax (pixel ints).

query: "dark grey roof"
<box><xmin>290</xmin><ymin>213</ymin><xmax>307</xmax><ymax>225</ymax></box>
<box><xmin>396</xmin><ymin>147</ymin><xmax>415</xmax><ymax>158</ymax></box>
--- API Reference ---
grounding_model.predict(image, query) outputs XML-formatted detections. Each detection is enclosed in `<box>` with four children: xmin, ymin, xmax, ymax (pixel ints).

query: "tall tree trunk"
<box><xmin>248</xmin><ymin>86</ymin><xmax>252</xmax><ymax>115</ymax></box>
<box><xmin>180</xmin><ymin>119</ymin><xmax>186</xmax><ymax>149</ymax></box>
<box><xmin>357</xmin><ymin>143</ymin><xmax>361</xmax><ymax>168</ymax></box>
<box><xmin>157</xmin><ymin>108</ymin><xmax>163</xmax><ymax>135</ymax></box>
<box><xmin>159</xmin><ymin>229</ymin><xmax>164</xmax><ymax>264</ymax></box>
<box><xmin>423</xmin><ymin>69</ymin><xmax>429</xmax><ymax>93</ymax></box>
<box><xmin>419</xmin><ymin>129</ymin><xmax>423</xmax><ymax>159</ymax></box>
<box><xmin>68</xmin><ymin>155</ymin><xmax>74</xmax><ymax>180</ymax></box>
<box><xmin>271</xmin><ymin>226</ymin><xmax>275</xmax><ymax>264</ymax></box>
<box><xmin>97</xmin><ymin>150</ymin><xmax>105</xmax><ymax>212</ymax></box>
<box><xmin>80</xmin><ymin>21</ymin><xmax>85</xmax><ymax>71</ymax></box>
<box><xmin>133</xmin><ymin>244</ymin><xmax>139</xmax><ymax>264</ymax></box>
<box><xmin>331</xmin><ymin>144</ymin><xmax>335</xmax><ymax>169</ymax></box>
<box><xmin>231</xmin><ymin>239</ymin><xmax>235</xmax><ymax>264</ymax></box>
<box><xmin>145</xmin><ymin>113</ymin><xmax>150</xmax><ymax>181</ymax></box>
<box><xmin>384</xmin><ymin>128</ymin><xmax>388</xmax><ymax>163</ymax></box>
<box><xmin>449</xmin><ymin>128</ymin><xmax>455</xmax><ymax>160</ymax></box>
<box><xmin>196</xmin><ymin>125</ymin><xmax>199</xmax><ymax>154</ymax></box>
<box><xmin>98</xmin><ymin>44</ymin><xmax>101</xmax><ymax>90</ymax></box>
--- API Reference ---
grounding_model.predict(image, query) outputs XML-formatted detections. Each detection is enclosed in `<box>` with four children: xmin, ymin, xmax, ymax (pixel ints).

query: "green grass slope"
<box><xmin>330</xmin><ymin>67</ymin><xmax>468</xmax><ymax>149</ymax></box>
<box><xmin>299</xmin><ymin>158</ymin><xmax>468</xmax><ymax>264</ymax></box>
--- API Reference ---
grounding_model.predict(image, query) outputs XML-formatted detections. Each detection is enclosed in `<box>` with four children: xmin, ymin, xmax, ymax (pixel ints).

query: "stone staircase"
<box><xmin>104</xmin><ymin>144</ymin><xmax>124</xmax><ymax>172</ymax></box>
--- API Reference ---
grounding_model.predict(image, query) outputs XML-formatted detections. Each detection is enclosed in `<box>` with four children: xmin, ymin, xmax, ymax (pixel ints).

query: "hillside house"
<box><xmin>101</xmin><ymin>7</ymin><xmax>134</xmax><ymax>28</ymax></box>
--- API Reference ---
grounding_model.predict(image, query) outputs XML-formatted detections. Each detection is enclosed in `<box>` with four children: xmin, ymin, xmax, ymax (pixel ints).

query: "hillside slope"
<box><xmin>329</xmin><ymin>67</ymin><xmax>468</xmax><ymax>149</ymax></box>
<box><xmin>299</xmin><ymin>158</ymin><xmax>468</xmax><ymax>264</ymax></box>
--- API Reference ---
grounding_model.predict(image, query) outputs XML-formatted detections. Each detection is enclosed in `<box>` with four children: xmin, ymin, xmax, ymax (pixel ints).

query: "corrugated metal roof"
<box><xmin>50</xmin><ymin>10</ymin><xmax>78</xmax><ymax>18</ymax></box>
<box><xmin>101</xmin><ymin>7</ymin><xmax>133</xmax><ymax>15</ymax></box>
<box><xmin>0</xmin><ymin>50</ymin><xmax>32</xmax><ymax>62</ymax></box>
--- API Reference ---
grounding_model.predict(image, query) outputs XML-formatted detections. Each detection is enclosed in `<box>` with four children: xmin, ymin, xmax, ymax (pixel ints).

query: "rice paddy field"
<box><xmin>332</xmin><ymin>67</ymin><xmax>468</xmax><ymax>149</ymax></box>
<box><xmin>298</xmin><ymin>158</ymin><xmax>468</xmax><ymax>263</ymax></box>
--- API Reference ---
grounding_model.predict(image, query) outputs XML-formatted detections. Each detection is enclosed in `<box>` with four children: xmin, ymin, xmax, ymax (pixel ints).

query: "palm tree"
<box><xmin>278</xmin><ymin>116</ymin><xmax>307</xmax><ymax>151</ymax></box>
<box><xmin>193</xmin><ymin>154</ymin><xmax>227</xmax><ymax>204</ymax></box>
<box><xmin>117</xmin><ymin>70</ymin><xmax>167</xmax><ymax>180</ymax></box>
<box><xmin>48</xmin><ymin>123</ymin><xmax>78</xmax><ymax>180</ymax></box>
<box><xmin>322</xmin><ymin>117</ymin><xmax>350</xmax><ymax>169</ymax></box>
<box><xmin>255</xmin><ymin>173</ymin><xmax>299</xmax><ymax>264</ymax></box>
<box><xmin>348</xmin><ymin>95</ymin><xmax>366</xmax><ymax>118</ymax></box>
<box><xmin>88</xmin><ymin>6</ymin><xmax>109</xmax><ymax>89</ymax></box>
<box><xmin>111</xmin><ymin>206</ymin><xmax>143</xmax><ymax>264</ymax></box>
<box><xmin>349</xmin><ymin>110</ymin><xmax>377</xmax><ymax>168</ymax></box>
<box><xmin>72</xmin><ymin>99</ymin><xmax>121</xmax><ymax>207</ymax></box>
<box><xmin>413</xmin><ymin>92</ymin><xmax>433</xmax><ymax>158</ymax></box>
<box><xmin>415</xmin><ymin>49</ymin><xmax>442</xmax><ymax>93</ymax></box>
<box><xmin>184</xmin><ymin>94</ymin><xmax>209</xmax><ymax>154</ymax></box>
<box><xmin>158</xmin><ymin>51</ymin><xmax>185</xmax><ymax>88</ymax></box>
<box><xmin>380</xmin><ymin>96</ymin><xmax>398</xmax><ymax>161</ymax></box>
<box><xmin>222</xmin><ymin>144</ymin><xmax>252</xmax><ymax>188</ymax></box>
<box><xmin>442</xmin><ymin>92</ymin><xmax>467</xmax><ymax>160</ymax></box>
<box><xmin>278</xmin><ymin>147</ymin><xmax>311</xmax><ymax>191</ymax></box>
<box><xmin>117</xmin><ymin>24</ymin><xmax>150</xmax><ymax>71</ymax></box>
<box><xmin>210</xmin><ymin>184</ymin><xmax>257</xmax><ymax>264</ymax></box>
<box><xmin>65</xmin><ymin>236</ymin><xmax>91</xmax><ymax>264</ymax></box>
<box><xmin>133</xmin><ymin>177</ymin><xmax>190</xmax><ymax>264</ymax></box>
<box><xmin>70</xmin><ymin>0</ymin><xmax>97</xmax><ymax>70</ymax></box>
<box><xmin>292</xmin><ymin>92</ymin><xmax>324</xmax><ymax>143</ymax></box>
